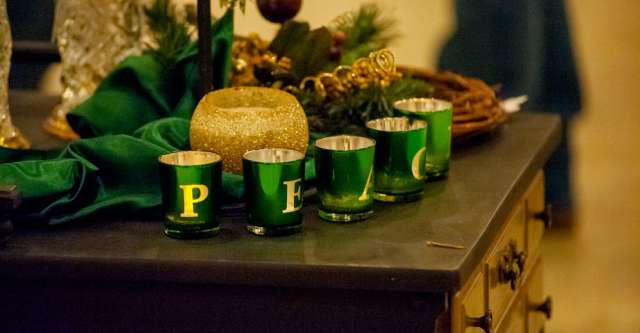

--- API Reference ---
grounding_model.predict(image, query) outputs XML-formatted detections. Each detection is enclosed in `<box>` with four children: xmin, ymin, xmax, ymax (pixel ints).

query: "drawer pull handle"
<box><xmin>498</xmin><ymin>242</ymin><xmax>527</xmax><ymax>290</ymax></box>
<box><xmin>532</xmin><ymin>204</ymin><xmax>553</xmax><ymax>229</ymax></box>
<box><xmin>466</xmin><ymin>310</ymin><xmax>493</xmax><ymax>333</ymax></box>
<box><xmin>532</xmin><ymin>296</ymin><xmax>553</xmax><ymax>319</ymax></box>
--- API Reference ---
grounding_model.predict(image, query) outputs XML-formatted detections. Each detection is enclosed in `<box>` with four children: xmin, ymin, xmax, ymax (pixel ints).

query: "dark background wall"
<box><xmin>7</xmin><ymin>0</ymin><xmax>55</xmax><ymax>89</ymax></box>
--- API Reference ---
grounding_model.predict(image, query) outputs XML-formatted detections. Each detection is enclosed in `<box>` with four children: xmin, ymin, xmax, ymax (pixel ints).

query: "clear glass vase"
<box><xmin>0</xmin><ymin>0</ymin><xmax>29</xmax><ymax>148</ymax></box>
<box><xmin>44</xmin><ymin>0</ymin><xmax>144</xmax><ymax>140</ymax></box>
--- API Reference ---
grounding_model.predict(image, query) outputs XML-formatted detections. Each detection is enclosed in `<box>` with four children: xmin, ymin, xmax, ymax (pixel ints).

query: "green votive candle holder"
<box><xmin>394</xmin><ymin>98</ymin><xmax>453</xmax><ymax>180</ymax></box>
<box><xmin>367</xmin><ymin>117</ymin><xmax>427</xmax><ymax>202</ymax></box>
<box><xmin>243</xmin><ymin>148</ymin><xmax>306</xmax><ymax>236</ymax></box>
<box><xmin>314</xmin><ymin>135</ymin><xmax>376</xmax><ymax>222</ymax></box>
<box><xmin>158</xmin><ymin>151</ymin><xmax>222</xmax><ymax>239</ymax></box>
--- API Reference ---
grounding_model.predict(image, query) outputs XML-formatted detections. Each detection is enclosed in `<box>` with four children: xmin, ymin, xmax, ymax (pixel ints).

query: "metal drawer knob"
<box><xmin>532</xmin><ymin>296</ymin><xmax>553</xmax><ymax>319</ymax></box>
<box><xmin>498</xmin><ymin>242</ymin><xmax>527</xmax><ymax>290</ymax></box>
<box><xmin>532</xmin><ymin>204</ymin><xmax>553</xmax><ymax>229</ymax></box>
<box><xmin>466</xmin><ymin>310</ymin><xmax>493</xmax><ymax>333</ymax></box>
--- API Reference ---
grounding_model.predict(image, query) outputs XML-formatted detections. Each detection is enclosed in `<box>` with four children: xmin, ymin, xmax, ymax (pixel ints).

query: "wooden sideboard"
<box><xmin>1</xmin><ymin>91</ymin><xmax>561</xmax><ymax>332</ymax></box>
<box><xmin>452</xmin><ymin>171</ymin><xmax>552</xmax><ymax>333</ymax></box>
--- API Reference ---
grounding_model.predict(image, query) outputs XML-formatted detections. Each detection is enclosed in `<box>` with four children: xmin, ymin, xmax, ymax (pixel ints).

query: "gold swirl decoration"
<box><xmin>295</xmin><ymin>48</ymin><xmax>402</xmax><ymax>100</ymax></box>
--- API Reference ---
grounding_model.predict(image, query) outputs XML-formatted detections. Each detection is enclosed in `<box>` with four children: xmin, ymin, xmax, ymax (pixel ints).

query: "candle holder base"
<box><xmin>164</xmin><ymin>226</ymin><xmax>221</xmax><ymax>239</ymax></box>
<box><xmin>374</xmin><ymin>190</ymin><xmax>423</xmax><ymax>203</ymax></box>
<box><xmin>318</xmin><ymin>209</ymin><xmax>374</xmax><ymax>223</ymax></box>
<box><xmin>43</xmin><ymin>106</ymin><xmax>80</xmax><ymax>141</ymax></box>
<box><xmin>0</xmin><ymin>126</ymin><xmax>30</xmax><ymax>149</ymax></box>
<box><xmin>246</xmin><ymin>223</ymin><xmax>302</xmax><ymax>237</ymax></box>
<box><xmin>425</xmin><ymin>170</ymin><xmax>449</xmax><ymax>182</ymax></box>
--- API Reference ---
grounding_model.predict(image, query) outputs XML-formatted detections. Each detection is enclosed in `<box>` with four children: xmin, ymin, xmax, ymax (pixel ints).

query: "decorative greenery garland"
<box><xmin>144</xmin><ymin>0</ymin><xmax>433</xmax><ymax>135</ymax></box>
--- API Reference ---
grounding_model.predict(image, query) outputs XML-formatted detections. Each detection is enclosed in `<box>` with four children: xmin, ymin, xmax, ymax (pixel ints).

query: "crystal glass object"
<box><xmin>0</xmin><ymin>0</ymin><xmax>29</xmax><ymax>148</ymax></box>
<box><xmin>45</xmin><ymin>0</ymin><xmax>144</xmax><ymax>140</ymax></box>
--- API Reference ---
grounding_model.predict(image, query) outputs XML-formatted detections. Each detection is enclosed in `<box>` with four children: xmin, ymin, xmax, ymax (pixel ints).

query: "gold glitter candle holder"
<box><xmin>190</xmin><ymin>87</ymin><xmax>309</xmax><ymax>174</ymax></box>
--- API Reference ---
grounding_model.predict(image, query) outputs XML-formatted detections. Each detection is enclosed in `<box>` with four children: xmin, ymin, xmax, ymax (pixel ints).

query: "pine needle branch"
<box><xmin>144</xmin><ymin>0</ymin><xmax>192</xmax><ymax>66</ymax></box>
<box><xmin>333</xmin><ymin>3</ymin><xmax>400</xmax><ymax>65</ymax></box>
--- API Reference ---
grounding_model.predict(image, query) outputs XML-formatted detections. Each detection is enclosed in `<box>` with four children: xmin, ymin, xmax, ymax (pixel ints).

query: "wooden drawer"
<box><xmin>453</xmin><ymin>267</ymin><xmax>488</xmax><ymax>333</ymax></box>
<box><xmin>453</xmin><ymin>171</ymin><xmax>548</xmax><ymax>333</ymax></box>
<box><xmin>496</xmin><ymin>295</ymin><xmax>526</xmax><ymax>333</ymax></box>
<box><xmin>525</xmin><ymin>258</ymin><xmax>550</xmax><ymax>333</ymax></box>
<box><xmin>486</xmin><ymin>202</ymin><xmax>526</xmax><ymax>325</ymax></box>
<box><xmin>525</xmin><ymin>172</ymin><xmax>547</xmax><ymax>259</ymax></box>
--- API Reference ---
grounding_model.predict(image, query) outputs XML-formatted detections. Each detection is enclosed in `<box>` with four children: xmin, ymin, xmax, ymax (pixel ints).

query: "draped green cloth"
<box><xmin>0</xmin><ymin>10</ymin><xmax>315</xmax><ymax>225</ymax></box>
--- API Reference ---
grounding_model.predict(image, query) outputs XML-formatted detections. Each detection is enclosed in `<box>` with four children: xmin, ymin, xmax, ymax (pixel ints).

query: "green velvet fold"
<box><xmin>0</xmin><ymin>11</ymin><xmax>234</xmax><ymax>225</ymax></box>
<box><xmin>0</xmin><ymin>118</ymin><xmax>188</xmax><ymax>224</ymax></box>
<box><xmin>67</xmin><ymin>10</ymin><xmax>234</xmax><ymax>138</ymax></box>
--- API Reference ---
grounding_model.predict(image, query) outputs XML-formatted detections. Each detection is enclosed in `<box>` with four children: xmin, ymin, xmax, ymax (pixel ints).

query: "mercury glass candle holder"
<box><xmin>243</xmin><ymin>148</ymin><xmax>306</xmax><ymax>236</ymax></box>
<box><xmin>394</xmin><ymin>98</ymin><xmax>453</xmax><ymax>180</ymax></box>
<box><xmin>314</xmin><ymin>135</ymin><xmax>376</xmax><ymax>223</ymax></box>
<box><xmin>159</xmin><ymin>151</ymin><xmax>223</xmax><ymax>239</ymax></box>
<box><xmin>367</xmin><ymin>117</ymin><xmax>427</xmax><ymax>202</ymax></box>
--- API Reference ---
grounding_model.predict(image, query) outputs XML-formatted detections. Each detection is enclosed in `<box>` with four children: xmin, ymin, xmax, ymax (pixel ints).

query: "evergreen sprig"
<box><xmin>299</xmin><ymin>78</ymin><xmax>433</xmax><ymax>135</ymax></box>
<box><xmin>333</xmin><ymin>3</ymin><xmax>399</xmax><ymax>65</ymax></box>
<box><xmin>144</xmin><ymin>0</ymin><xmax>192</xmax><ymax>66</ymax></box>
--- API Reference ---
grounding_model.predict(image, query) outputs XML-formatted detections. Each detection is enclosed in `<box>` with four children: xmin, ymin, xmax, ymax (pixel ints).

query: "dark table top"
<box><xmin>2</xmin><ymin>91</ymin><xmax>561</xmax><ymax>293</ymax></box>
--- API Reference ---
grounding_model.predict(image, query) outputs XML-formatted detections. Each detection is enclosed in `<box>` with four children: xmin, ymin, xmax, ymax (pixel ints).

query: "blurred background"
<box><xmin>8</xmin><ymin>0</ymin><xmax>640</xmax><ymax>331</ymax></box>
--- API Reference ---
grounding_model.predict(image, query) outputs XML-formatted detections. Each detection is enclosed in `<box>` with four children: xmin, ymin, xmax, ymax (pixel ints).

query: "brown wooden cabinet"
<box><xmin>452</xmin><ymin>171</ymin><xmax>551</xmax><ymax>333</ymax></box>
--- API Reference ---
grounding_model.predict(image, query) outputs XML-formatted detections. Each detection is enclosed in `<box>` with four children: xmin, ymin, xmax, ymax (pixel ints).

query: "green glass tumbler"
<box><xmin>366</xmin><ymin>117</ymin><xmax>427</xmax><ymax>202</ymax></box>
<box><xmin>314</xmin><ymin>135</ymin><xmax>376</xmax><ymax>222</ymax></box>
<box><xmin>158</xmin><ymin>151</ymin><xmax>222</xmax><ymax>239</ymax></box>
<box><xmin>242</xmin><ymin>148</ymin><xmax>306</xmax><ymax>236</ymax></box>
<box><xmin>394</xmin><ymin>98</ymin><xmax>453</xmax><ymax>180</ymax></box>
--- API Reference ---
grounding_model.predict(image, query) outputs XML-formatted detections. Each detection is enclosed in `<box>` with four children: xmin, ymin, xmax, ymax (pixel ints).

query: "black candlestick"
<box><xmin>197</xmin><ymin>0</ymin><xmax>213</xmax><ymax>98</ymax></box>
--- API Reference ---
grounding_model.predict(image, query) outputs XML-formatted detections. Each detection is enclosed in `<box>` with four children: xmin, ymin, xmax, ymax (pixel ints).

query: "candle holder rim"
<box><xmin>201</xmin><ymin>86</ymin><xmax>300</xmax><ymax>110</ymax></box>
<box><xmin>393</xmin><ymin>97</ymin><xmax>453</xmax><ymax>113</ymax></box>
<box><xmin>158</xmin><ymin>151</ymin><xmax>221</xmax><ymax>166</ymax></box>
<box><xmin>366</xmin><ymin>117</ymin><xmax>427</xmax><ymax>132</ymax></box>
<box><xmin>242</xmin><ymin>148</ymin><xmax>306</xmax><ymax>164</ymax></box>
<box><xmin>315</xmin><ymin>135</ymin><xmax>376</xmax><ymax>151</ymax></box>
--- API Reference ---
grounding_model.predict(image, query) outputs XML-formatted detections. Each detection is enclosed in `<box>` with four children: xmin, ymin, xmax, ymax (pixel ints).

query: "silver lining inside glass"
<box><xmin>243</xmin><ymin>148</ymin><xmax>305</xmax><ymax>163</ymax></box>
<box><xmin>393</xmin><ymin>98</ymin><xmax>452</xmax><ymax>113</ymax></box>
<box><xmin>315</xmin><ymin>135</ymin><xmax>375</xmax><ymax>151</ymax></box>
<box><xmin>159</xmin><ymin>151</ymin><xmax>221</xmax><ymax>166</ymax></box>
<box><xmin>366</xmin><ymin>117</ymin><xmax>427</xmax><ymax>132</ymax></box>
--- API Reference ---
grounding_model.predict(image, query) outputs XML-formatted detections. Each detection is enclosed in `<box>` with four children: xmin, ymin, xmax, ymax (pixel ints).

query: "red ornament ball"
<box><xmin>257</xmin><ymin>0</ymin><xmax>302</xmax><ymax>23</ymax></box>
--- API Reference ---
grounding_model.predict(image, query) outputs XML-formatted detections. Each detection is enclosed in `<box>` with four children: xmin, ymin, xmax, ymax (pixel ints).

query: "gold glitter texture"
<box><xmin>190</xmin><ymin>87</ymin><xmax>309</xmax><ymax>174</ymax></box>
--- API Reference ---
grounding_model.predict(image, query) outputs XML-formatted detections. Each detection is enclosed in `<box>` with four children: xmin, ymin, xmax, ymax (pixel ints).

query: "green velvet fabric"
<box><xmin>0</xmin><ymin>10</ymin><xmax>314</xmax><ymax>225</ymax></box>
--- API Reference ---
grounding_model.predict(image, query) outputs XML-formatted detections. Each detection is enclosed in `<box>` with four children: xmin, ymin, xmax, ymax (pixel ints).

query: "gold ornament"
<box><xmin>45</xmin><ymin>0</ymin><xmax>144</xmax><ymax>140</ymax></box>
<box><xmin>295</xmin><ymin>48</ymin><xmax>402</xmax><ymax>100</ymax></box>
<box><xmin>190</xmin><ymin>87</ymin><xmax>309</xmax><ymax>174</ymax></box>
<box><xmin>231</xmin><ymin>33</ymin><xmax>292</xmax><ymax>87</ymax></box>
<box><xmin>0</xmin><ymin>0</ymin><xmax>29</xmax><ymax>149</ymax></box>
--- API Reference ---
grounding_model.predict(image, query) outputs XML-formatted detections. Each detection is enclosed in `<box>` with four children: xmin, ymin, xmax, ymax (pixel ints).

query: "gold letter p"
<box><xmin>179</xmin><ymin>184</ymin><xmax>209</xmax><ymax>218</ymax></box>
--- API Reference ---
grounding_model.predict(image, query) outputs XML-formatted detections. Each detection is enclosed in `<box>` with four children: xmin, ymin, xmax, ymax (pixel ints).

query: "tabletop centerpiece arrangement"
<box><xmin>0</xmin><ymin>0</ymin><xmax>513</xmax><ymax>238</ymax></box>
